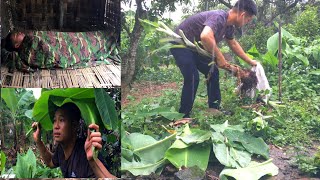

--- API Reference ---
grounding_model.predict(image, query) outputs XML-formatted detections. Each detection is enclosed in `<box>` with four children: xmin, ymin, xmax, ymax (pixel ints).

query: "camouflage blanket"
<box><xmin>2</xmin><ymin>31</ymin><xmax>120</xmax><ymax>71</ymax></box>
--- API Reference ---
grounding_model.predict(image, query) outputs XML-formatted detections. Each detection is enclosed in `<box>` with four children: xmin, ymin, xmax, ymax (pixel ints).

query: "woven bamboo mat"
<box><xmin>1</xmin><ymin>64</ymin><xmax>120</xmax><ymax>88</ymax></box>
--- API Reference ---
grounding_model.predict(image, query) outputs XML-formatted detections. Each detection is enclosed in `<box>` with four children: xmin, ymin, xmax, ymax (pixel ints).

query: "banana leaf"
<box><xmin>94</xmin><ymin>88</ymin><xmax>118</xmax><ymax>131</ymax></box>
<box><xmin>121</xmin><ymin>132</ymin><xmax>176</xmax><ymax>176</ymax></box>
<box><xmin>121</xmin><ymin>157</ymin><xmax>167</xmax><ymax>176</ymax></box>
<box><xmin>219</xmin><ymin>159</ymin><xmax>278</xmax><ymax>180</ymax></box>
<box><xmin>32</xmin><ymin>88</ymin><xmax>117</xmax><ymax>131</ymax></box>
<box><xmin>165</xmin><ymin>125</ymin><xmax>211</xmax><ymax>171</ymax></box>
<box><xmin>1</xmin><ymin>88</ymin><xmax>18</xmax><ymax>115</ymax></box>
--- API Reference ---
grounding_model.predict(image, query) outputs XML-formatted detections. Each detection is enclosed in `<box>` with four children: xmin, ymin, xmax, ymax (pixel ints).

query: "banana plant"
<box><xmin>1</xmin><ymin>89</ymin><xmax>35</xmax><ymax>150</ymax></box>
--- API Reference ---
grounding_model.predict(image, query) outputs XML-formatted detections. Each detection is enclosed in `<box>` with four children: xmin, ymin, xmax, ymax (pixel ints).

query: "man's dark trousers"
<box><xmin>170</xmin><ymin>47</ymin><xmax>221</xmax><ymax>118</ymax></box>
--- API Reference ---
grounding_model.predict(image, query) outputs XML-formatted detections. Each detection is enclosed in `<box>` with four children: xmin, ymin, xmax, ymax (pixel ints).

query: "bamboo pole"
<box><xmin>278</xmin><ymin>19</ymin><xmax>282</xmax><ymax>101</ymax></box>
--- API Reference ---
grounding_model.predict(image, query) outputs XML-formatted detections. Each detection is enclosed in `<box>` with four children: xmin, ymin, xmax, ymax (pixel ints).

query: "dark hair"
<box><xmin>2</xmin><ymin>33</ymin><xmax>15</xmax><ymax>52</ymax></box>
<box><xmin>233</xmin><ymin>0</ymin><xmax>257</xmax><ymax>16</ymax></box>
<box><xmin>240</xmin><ymin>70</ymin><xmax>258</xmax><ymax>95</ymax></box>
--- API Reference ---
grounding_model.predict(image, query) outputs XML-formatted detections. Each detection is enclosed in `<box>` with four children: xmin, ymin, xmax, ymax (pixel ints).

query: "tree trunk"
<box><xmin>121</xmin><ymin>0</ymin><xmax>145</xmax><ymax>97</ymax></box>
<box><xmin>14</xmin><ymin>121</ymin><xmax>18</xmax><ymax>153</ymax></box>
<box><xmin>20</xmin><ymin>120</ymin><xmax>26</xmax><ymax>151</ymax></box>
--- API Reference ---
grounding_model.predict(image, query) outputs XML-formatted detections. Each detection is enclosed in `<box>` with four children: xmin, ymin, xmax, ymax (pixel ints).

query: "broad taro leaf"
<box><xmin>121</xmin><ymin>124</ymin><xmax>133</xmax><ymax>161</ymax></box>
<box><xmin>138</xmin><ymin>107</ymin><xmax>184</xmax><ymax>120</ymax></box>
<box><xmin>1</xmin><ymin>88</ymin><xmax>18</xmax><ymax>115</ymax></box>
<box><xmin>121</xmin><ymin>157</ymin><xmax>167</xmax><ymax>176</ymax></box>
<box><xmin>180</xmin><ymin>129</ymin><xmax>212</xmax><ymax>145</ymax></box>
<box><xmin>247</xmin><ymin>45</ymin><xmax>262</xmax><ymax>59</ymax></box>
<box><xmin>0</xmin><ymin>151</ymin><xmax>6</xmax><ymax>175</ymax></box>
<box><xmin>212</xmin><ymin>143</ymin><xmax>251</xmax><ymax>168</ymax></box>
<box><xmin>94</xmin><ymin>89</ymin><xmax>118</xmax><ymax>130</ymax></box>
<box><xmin>219</xmin><ymin>159</ymin><xmax>279</xmax><ymax>180</ymax></box>
<box><xmin>32</xmin><ymin>89</ymin><xmax>100</xmax><ymax>131</ymax></box>
<box><xmin>14</xmin><ymin>149</ymin><xmax>37</xmax><ymax>178</ymax></box>
<box><xmin>166</xmin><ymin>124</ymin><xmax>211</xmax><ymax>171</ymax></box>
<box><xmin>262</xmin><ymin>51</ymin><xmax>278</xmax><ymax>68</ymax></box>
<box><xmin>223</xmin><ymin>129</ymin><xmax>269</xmax><ymax>159</ymax></box>
<box><xmin>267</xmin><ymin>27</ymin><xmax>293</xmax><ymax>55</ymax></box>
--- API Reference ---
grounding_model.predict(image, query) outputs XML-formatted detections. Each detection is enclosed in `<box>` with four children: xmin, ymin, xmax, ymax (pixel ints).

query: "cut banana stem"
<box><xmin>159</xmin><ymin>21</ymin><xmax>181</xmax><ymax>38</ymax></box>
<box><xmin>178</xmin><ymin>30</ymin><xmax>196</xmax><ymax>48</ymax></box>
<box><xmin>194</xmin><ymin>41</ymin><xmax>211</xmax><ymax>58</ymax></box>
<box><xmin>90</xmin><ymin>128</ymin><xmax>98</xmax><ymax>160</ymax></box>
<box><xmin>26</xmin><ymin>127</ymin><xmax>33</xmax><ymax>136</ymax></box>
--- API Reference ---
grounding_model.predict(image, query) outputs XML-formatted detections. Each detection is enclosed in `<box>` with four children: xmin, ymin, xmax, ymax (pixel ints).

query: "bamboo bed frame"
<box><xmin>1</xmin><ymin>64</ymin><xmax>120</xmax><ymax>88</ymax></box>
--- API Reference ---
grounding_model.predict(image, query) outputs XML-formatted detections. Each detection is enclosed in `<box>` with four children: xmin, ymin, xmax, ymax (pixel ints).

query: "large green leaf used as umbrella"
<box><xmin>94</xmin><ymin>89</ymin><xmax>119</xmax><ymax>131</ymax></box>
<box><xmin>32</xmin><ymin>88</ymin><xmax>109</xmax><ymax>131</ymax></box>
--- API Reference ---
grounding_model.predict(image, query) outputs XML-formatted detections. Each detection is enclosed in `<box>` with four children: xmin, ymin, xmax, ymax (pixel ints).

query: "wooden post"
<box><xmin>278</xmin><ymin>19</ymin><xmax>282</xmax><ymax>101</ymax></box>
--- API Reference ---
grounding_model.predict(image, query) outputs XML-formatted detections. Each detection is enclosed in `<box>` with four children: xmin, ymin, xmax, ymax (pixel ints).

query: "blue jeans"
<box><xmin>170</xmin><ymin>48</ymin><xmax>221</xmax><ymax>118</ymax></box>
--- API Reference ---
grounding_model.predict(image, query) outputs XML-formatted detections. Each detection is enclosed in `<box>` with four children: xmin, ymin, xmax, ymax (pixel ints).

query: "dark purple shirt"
<box><xmin>52</xmin><ymin>138</ymin><xmax>108</xmax><ymax>178</ymax></box>
<box><xmin>175</xmin><ymin>10</ymin><xmax>235</xmax><ymax>44</ymax></box>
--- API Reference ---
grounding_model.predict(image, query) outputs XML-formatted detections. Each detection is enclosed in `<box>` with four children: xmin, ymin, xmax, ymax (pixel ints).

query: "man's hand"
<box><xmin>250</xmin><ymin>60</ymin><xmax>258</xmax><ymax>66</ymax></box>
<box><xmin>85</xmin><ymin>124</ymin><xmax>103</xmax><ymax>161</ymax></box>
<box><xmin>32</xmin><ymin>122</ymin><xmax>41</xmax><ymax>144</ymax></box>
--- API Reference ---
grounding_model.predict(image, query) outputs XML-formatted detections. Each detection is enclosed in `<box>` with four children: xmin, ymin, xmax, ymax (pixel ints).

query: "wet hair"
<box><xmin>56</xmin><ymin>103</ymin><xmax>83</xmax><ymax>136</ymax></box>
<box><xmin>2</xmin><ymin>33</ymin><xmax>17</xmax><ymax>52</ymax></box>
<box><xmin>233</xmin><ymin>0</ymin><xmax>257</xmax><ymax>16</ymax></box>
<box><xmin>240</xmin><ymin>69</ymin><xmax>258</xmax><ymax>95</ymax></box>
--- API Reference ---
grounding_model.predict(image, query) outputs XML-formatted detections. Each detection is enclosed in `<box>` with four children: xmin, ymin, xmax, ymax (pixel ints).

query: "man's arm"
<box><xmin>200</xmin><ymin>26</ymin><xmax>228</xmax><ymax>68</ymax></box>
<box><xmin>32</xmin><ymin>122</ymin><xmax>56</xmax><ymax>168</ymax></box>
<box><xmin>85</xmin><ymin>124</ymin><xmax>116</xmax><ymax>178</ymax></box>
<box><xmin>88</xmin><ymin>158</ymin><xmax>115</xmax><ymax>178</ymax></box>
<box><xmin>226</xmin><ymin>39</ymin><xmax>257</xmax><ymax>66</ymax></box>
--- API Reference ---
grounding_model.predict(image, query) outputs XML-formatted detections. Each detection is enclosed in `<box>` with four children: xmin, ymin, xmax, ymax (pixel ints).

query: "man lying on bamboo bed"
<box><xmin>1</xmin><ymin>31</ymin><xmax>120</xmax><ymax>72</ymax></box>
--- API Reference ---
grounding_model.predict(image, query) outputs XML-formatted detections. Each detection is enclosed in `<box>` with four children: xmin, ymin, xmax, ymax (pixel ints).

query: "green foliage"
<box><xmin>286</xmin><ymin>6</ymin><xmax>320</xmax><ymax>41</ymax></box>
<box><xmin>0</xmin><ymin>151</ymin><xmax>6</xmax><ymax>175</ymax></box>
<box><xmin>13</xmin><ymin>149</ymin><xmax>62</xmax><ymax>178</ymax></box>
<box><xmin>239</xmin><ymin>22</ymin><xmax>275</xmax><ymax>54</ymax></box>
<box><xmin>14</xmin><ymin>149</ymin><xmax>37</xmax><ymax>178</ymax></box>
<box><xmin>211</xmin><ymin>121</ymin><xmax>269</xmax><ymax>169</ymax></box>
<box><xmin>122</xmin><ymin>119</ymin><xmax>273</xmax><ymax>177</ymax></box>
<box><xmin>136</xmin><ymin>65</ymin><xmax>182</xmax><ymax>83</ymax></box>
<box><xmin>294</xmin><ymin>147</ymin><xmax>320</xmax><ymax>176</ymax></box>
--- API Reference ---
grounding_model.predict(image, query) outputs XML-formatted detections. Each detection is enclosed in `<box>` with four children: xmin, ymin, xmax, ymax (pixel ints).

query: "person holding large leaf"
<box><xmin>32</xmin><ymin>103</ymin><xmax>116</xmax><ymax>178</ymax></box>
<box><xmin>170</xmin><ymin>0</ymin><xmax>258</xmax><ymax>118</ymax></box>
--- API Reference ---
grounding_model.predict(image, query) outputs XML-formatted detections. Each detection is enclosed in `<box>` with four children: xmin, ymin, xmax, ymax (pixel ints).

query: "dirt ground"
<box><xmin>122</xmin><ymin>81</ymin><xmax>320</xmax><ymax>180</ymax></box>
